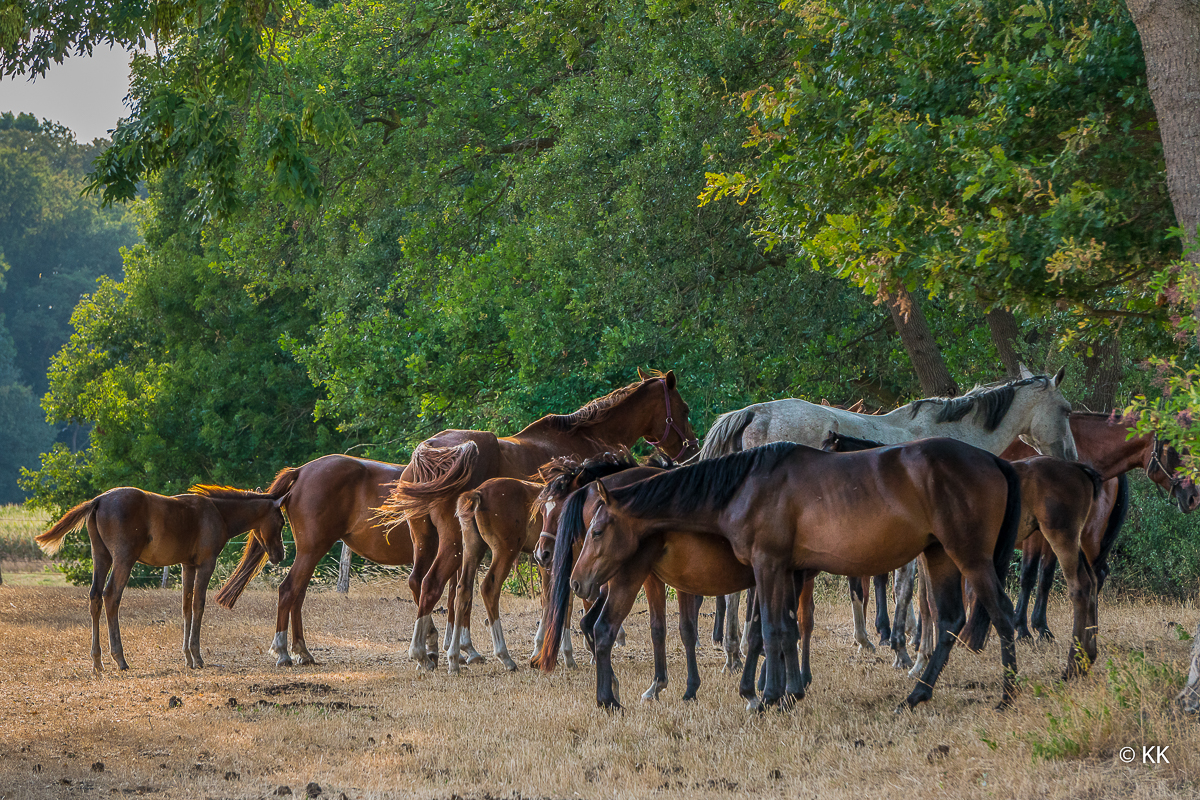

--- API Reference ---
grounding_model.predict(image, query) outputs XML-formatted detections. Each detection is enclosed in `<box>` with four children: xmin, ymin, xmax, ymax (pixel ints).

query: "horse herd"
<box><xmin>35</xmin><ymin>368</ymin><xmax>1200</xmax><ymax>712</ymax></box>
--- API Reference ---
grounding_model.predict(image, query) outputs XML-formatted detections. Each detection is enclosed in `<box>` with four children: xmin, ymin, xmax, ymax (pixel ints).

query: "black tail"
<box><xmin>535</xmin><ymin>486</ymin><xmax>588</xmax><ymax>672</ymax></box>
<box><xmin>1092</xmin><ymin>472</ymin><xmax>1129</xmax><ymax>591</ymax></box>
<box><xmin>963</xmin><ymin>457</ymin><xmax>1022</xmax><ymax>651</ymax></box>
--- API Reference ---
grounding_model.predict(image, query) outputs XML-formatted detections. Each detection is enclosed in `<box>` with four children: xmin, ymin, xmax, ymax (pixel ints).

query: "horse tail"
<box><xmin>267</xmin><ymin>465</ymin><xmax>302</xmax><ymax>500</ymax></box>
<box><xmin>35</xmin><ymin>499</ymin><xmax>96</xmax><ymax>555</ymax></box>
<box><xmin>696</xmin><ymin>408</ymin><xmax>756</xmax><ymax>461</ymax></box>
<box><xmin>378</xmin><ymin>441</ymin><xmax>480</xmax><ymax>522</ymax></box>
<box><xmin>963</xmin><ymin>457</ymin><xmax>1022</xmax><ymax>651</ymax></box>
<box><xmin>214</xmin><ymin>535</ymin><xmax>269</xmax><ymax>610</ymax></box>
<box><xmin>456</xmin><ymin>490</ymin><xmax>484</xmax><ymax>548</ymax></box>
<box><xmin>1092</xmin><ymin>472</ymin><xmax>1129</xmax><ymax>589</ymax></box>
<box><xmin>535</xmin><ymin>487</ymin><xmax>588</xmax><ymax>673</ymax></box>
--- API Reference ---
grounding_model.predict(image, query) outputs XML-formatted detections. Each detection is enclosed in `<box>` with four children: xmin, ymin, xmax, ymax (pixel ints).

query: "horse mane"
<box><xmin>608</xmin><ymin>441</ymin><xmax>798</xmax><ymax>518</ymax></box>
<box><xmin>820</xmin><ymin>431</ymin><xmax>885</xmax><ymax>452</ymax></box>
<box><xmin>188</xmin><ymin>484</ymin><xmax>270</xmax><ymax>501</ymax></box>
<box><xmin>534</xmin><ymin>447</ymin><xmax>675</xmax><ymax>520</ymax></box>
<box><xmin>540</xmin><ymin>372</ymin><xmax>665</xmax><ymax>433</ymax></box>
<box><xmin>905</xmin><ymin>375</ymin><xmax>1053</xmax><ymax>432</ymax></box>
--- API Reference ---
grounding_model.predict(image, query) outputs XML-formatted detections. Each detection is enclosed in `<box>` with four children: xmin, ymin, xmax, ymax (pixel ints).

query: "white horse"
<box><xmin>699</xmin><ymin>368</ymin><xmax>1077</xmax><ymax>668</ymax></box>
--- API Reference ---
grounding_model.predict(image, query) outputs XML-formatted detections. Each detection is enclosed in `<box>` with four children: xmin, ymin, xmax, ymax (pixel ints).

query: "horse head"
<box><xmin>569</xmin><ymin>480</ymin><xmax>642</xmax><ymax>603</ymax></box>
<box><xmin>1147</xmin><ymin>436</ymin><xmax>1200</xmax><ymax>514</ymax></box>
<box><xmin>1019</xmin><ymin>368</ymin><xmax>1078</xmax><ymax>462</ymax></box>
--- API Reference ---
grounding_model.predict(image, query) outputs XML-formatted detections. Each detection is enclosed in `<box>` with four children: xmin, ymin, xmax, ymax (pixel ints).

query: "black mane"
<box><xmin>906</xmin><ymin>375</ymin><xmax>1052</xmax><ymax>432</ymax></box>
<box><xmin>608</xmin><ymin>442</ymin><xmax>798</xmax><ymax>518</ymax></box>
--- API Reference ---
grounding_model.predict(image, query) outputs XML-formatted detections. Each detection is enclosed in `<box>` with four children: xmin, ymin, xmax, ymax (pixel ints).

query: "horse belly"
<box><xmin>791</xmin><ymin>507</ymin><xmax>928</xmax><ymax>578</ymax></box>
<box><xmin>653</xmin><ymin>533</ymin><xmax>754</xmax><ymax>596</ymax></box>
<box><xmin>346</xmin><ymin>524</ymin><xmax>414</xmax><ymax>566</ymax></box>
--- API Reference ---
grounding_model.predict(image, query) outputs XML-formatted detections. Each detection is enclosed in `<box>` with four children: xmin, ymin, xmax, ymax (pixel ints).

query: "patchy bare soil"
<box><xmin>1</xmin><ymin>575</ymin><xmax>1198</xmax><ymax>799</ymax></box>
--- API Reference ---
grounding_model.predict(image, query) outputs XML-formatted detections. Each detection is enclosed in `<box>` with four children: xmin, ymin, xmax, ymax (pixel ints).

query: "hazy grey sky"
<box><xmin>0</xmin><ymin>46</ymin><xmax>133</xmax><ymax>142</ymax></box>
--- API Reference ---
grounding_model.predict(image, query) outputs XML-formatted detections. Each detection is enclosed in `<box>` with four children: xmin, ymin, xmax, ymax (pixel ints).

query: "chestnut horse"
<box><xmin>549</xmin><ymin>440</ymin><xmax>1023</xmax><ymax>710</ymax></box>
<box><xmin>36</xmin><ymin>485</ymin><xmax>288</xmax><ymax>671</ymax></box>
<box><xmin>381</xmin><ymin>369</ymin><xmax>697</xmax><ymax>671</ymax></box>
<box><xmin>1002</xmin><ymin>413</ymin><xmax>1199</xmax><ymax>642</ymax></box>
<box><xmin>822</xmin><ymin>431</ymin><xmax>1103</xmax><ymax>677</ymax></box>
<box><xmin>214</xmin><ymin>454</ymin><xmax>413</xmax><ymax>667</ymax></box>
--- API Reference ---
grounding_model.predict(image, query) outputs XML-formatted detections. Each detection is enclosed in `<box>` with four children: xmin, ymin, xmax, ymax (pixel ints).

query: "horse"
<box><xmin>698</xmin><ymin>369</ymin><xmax>1076</xmax><ymax>656</ymax></box>
<box><xmin>549</xmin><ymin>439</ymin><xmax>1023</xmax><ymax>710</ymax></box>
<box><xmin>822</xmin><ymin>431</ymin><xmax>1103</xmax><ymax>678</ymax></box>
<box><xmin>380</xmin><ymin>368</ymin><xmax>698</xmax><ymax>671</ymax></box>
<box><xmin>213</xmin><ymin>454</ymin><xmax>413</xmax><ymax>667</ymax></box>
<box><xmin>1002</xmin><ymin>414</ymin><xmax>1200</xmax><ymax>642</ymax></box>
<box><xmin>36</xmin><ymin>485</ymin><xmax>288</xmax><ymax>671</ymax></box>
<box><xmin>535</xmin><ymin>450</ymin><xmax>758</xmax><ymax>703</ymax></box>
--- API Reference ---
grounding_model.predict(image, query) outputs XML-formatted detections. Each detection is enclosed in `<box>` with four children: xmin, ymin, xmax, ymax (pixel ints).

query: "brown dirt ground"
<box><xmin>0</xmin><ymin>575</ymin><xmax>1197</xmax><ymax>800</ymax></box>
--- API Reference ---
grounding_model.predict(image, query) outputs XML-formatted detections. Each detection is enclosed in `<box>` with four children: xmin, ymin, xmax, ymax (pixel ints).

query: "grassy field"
<box><xmin>0</xmin><ymin>576</ymin><xmax>1197</xmax><ymax>799</ymax></box>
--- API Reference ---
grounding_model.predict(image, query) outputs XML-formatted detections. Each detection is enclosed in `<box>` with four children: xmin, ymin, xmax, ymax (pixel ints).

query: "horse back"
<box><xmin>91</xmin><ymin>489</ymin><xmax>221</xmax><ymax>567</ymax></box>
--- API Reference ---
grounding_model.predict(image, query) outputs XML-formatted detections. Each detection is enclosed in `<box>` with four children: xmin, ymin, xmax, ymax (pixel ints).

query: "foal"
<box><xmin>37</xmin><ymin>485</ymin><xmax>287</xmax><ymax>671</ymax></box>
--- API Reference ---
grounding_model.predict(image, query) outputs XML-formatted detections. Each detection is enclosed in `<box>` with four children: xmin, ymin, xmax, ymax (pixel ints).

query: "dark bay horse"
<box><xmin>534</xmin><ymin>450</ymin><xmax>755</xmax><ymax>703</ymax></box>
<box><xmin>1002</xmin><ymin>413</ymin><xmax>1199</xmax><ymax>642</ymax></box>
<box><xmin>823</xmin><ymin>431</ymin><xmax>1103</xmax><ymax>677</ymax></box>
<box><xmin>214</xmin><ymin>454</ymin><xmax>412</xmax><ymax>667</ymax></box>
<box><xmin>555</xmin><ymin>440</ymin><xmax>1022</xmax><ymax>710</ymax></box>
<box><xmin>36</xmin><ymin>485</ymin><xmax>288</xmax><ymax>671</ymax></box>
<box><xmin>381</xmin><ymin>369</ymin><xmax>697</xmax><ymax>671</ymax></box>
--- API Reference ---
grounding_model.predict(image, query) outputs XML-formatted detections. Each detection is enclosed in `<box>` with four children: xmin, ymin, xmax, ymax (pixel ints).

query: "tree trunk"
<box><xmin>1126</xmin><ymin>0</ymin><xmax>1200</xmax><ymax>331</ymax></box>
<box><xmin>887</xmin><ymin>288</ymin><xmax>959</xmax><ymax>397</ymax></box>
<box><xmin>1080</xmin><ymin>335</ymin><xmax>1123</xmax><ymax>412</ymax></box>
<box><xmin>985</xmin><ymin>308</ymin><xmax>1024</xmax><ymax>378</ymax></box>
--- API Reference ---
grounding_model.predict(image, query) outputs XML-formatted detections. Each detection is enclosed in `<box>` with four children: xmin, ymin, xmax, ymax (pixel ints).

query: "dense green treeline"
<box><xmin>6</xmin><ymin>0</ymin><xmax>1195</xmax><ymax>566</ymax></box>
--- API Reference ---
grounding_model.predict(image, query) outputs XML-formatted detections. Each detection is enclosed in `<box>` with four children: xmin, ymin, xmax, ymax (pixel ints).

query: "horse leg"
<box><xmin>712</xmin><ymin>593</ymin><xmax>726</xmax><ymax>646</ymax></box>
<box><xmin>1058</xmin><ymin>545</ymin><xmax>1098</xmax><ymax>679</ymax></box>
<box><xmin>848</xmin><ymin>577</ymin><xmax>876</xmax><ymax>653</ymax></box>
<box><xmin>1031</xmin><ymin>544</ymin><xmax>1058</xmax><ymax>642</ymax></box>
<box><xmin>180</xmin><ymin>565</ymin><xmax>197</xmax><ymax>669</ymax></box>
<box><xmin>99</xmin><ymin>554</ymin><xmax>135</xmax><ymax>671</ymax></box>
<box><xmin>959</xmin><ymin>560</ymin><xmax>1019</xmax><ymax>709</ymax></box>
<box><xmin>88</xmin><ymin>544</ymin><xmax>113</xmax><ymax>673</ymax></box>
<box><xmin>281</xmin><ymin>550</ymin><xmax>323</xmax><ymax>666</ymax></box>
<box><xmin>908</xmin><ymin>560</ymin><xmax>935</xmax><ymax>678</ymax></box>
<box><xmin>740</xmin><ymin>585</ymin><xmax>755</xmax><ymax>657</ymax></box>
<box><xmin>873</xmin><ymin>573</ymin><xmax>891</xmax><ymax>646</ymax></box>
<box><xmin>739</xmin><ymin>595</ymin><xmax>765</xmax><ymax>710</ymax></box>
<box><xmin>447</xmin><ymin>532</ymin><xmax>487</xmax><ymax>674</ymax></box>
<box><xmin>641</xmin><ymin>576</ymin><xmax>669</xmax><ymax>701</ymax></box>
<box><xmin>901</xmin><ymin>549</ymin><xmax>965</xmax><ymax>710</ymax></box>
<box><xmin>889</xmin><ymin>560</ymin><xmax>916</xmax><ymax>670</ymax></box>
<box><xmin>799</xmin><ymin>573</ymin><xmax>815</xmax><ymax>690</ymax></box>
<box><xmin>1014</xmin><ymin>542</ymin><xmax>1040</xmax><ymax>642</ymax></box>
<box><xmin>188</xmin><ymin>561</ymin><xmax>216</xmax><ymax>668</ymax></box>
<box><xmin>593</xmin><ymin>575</ymin><xmax>642</xmax><ymax>710</ymax></box>
<box><xmin>679</xmin><ymin>593</ymin><xmax>703</xmax><ymax>701</ymax></box>
<box><xmin>415</xmin><ymin>531</ymin><xmax>462</xmax><ymax>670</ymax></box>
<box><xmin>722</xmin><ymin>591</ymin><xmax>742</xmax><ymax>673</ymax></box>
<box><xmin>754</xmin><ymin>563</ymin><xmax>796</xmax><ymax>709</ymax></box>
<box><xmin>406</xmin><ymin>513</ymin><xmax>439</xmax><ymax>668</ymax></box>
<box><xmin>480</xmin><ymin>547</ymin><xmax>519</xmax><ymax>671</ymax></box>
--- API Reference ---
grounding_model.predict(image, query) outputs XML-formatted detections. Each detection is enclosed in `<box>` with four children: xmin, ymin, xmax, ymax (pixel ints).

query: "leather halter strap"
<box><xmin>643</xmin><ymin>378</ymin><xmax>698</xmax><ymax>459</ymax></box>
<box><xmin>1146</xmin><ymin>432</ymin><xmax>1191</xmax><ymax>499</ymax></box>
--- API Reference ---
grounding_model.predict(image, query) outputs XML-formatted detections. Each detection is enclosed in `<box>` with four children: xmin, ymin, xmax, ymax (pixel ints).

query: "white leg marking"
<box><xmin>852</xmin><ymin>598</ymin><xmax>876</xmax><ymax>652</ymax></box>
<box><xmin>491</xmin><ymin>620</ymin><xmax>517</xmax><ymax>671</ymax></box>
<box><xmin>409</xmin><ymin>615</ymin><xmax>431</xmax><ymax>663</ymax></box>
<box><xmin>563</xmin><ymin>626</ymin><xmax>577</xmax><ymax>670</ymax></box>
<box><xmin>446</xmin><ymin>623</ymin><xmax>463</xmax><ymax>674</ymax></box>
<box><xmin>461</xmin><ymin>625</ymin><xmax>485</xmax><ymax>664</ymax></box>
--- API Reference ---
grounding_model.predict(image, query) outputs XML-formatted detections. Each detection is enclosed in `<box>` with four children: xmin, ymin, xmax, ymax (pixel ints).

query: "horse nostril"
<box><xmin>570</xmin><ymin>580</ymin><xmax>580</xmax><ymax>595</ymax></box>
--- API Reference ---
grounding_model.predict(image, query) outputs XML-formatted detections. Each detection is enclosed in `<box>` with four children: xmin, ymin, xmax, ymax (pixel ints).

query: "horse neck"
<box><xmin>208</xmin><ymin>497</ymin><xmax>273</xmax><ymax>539</ymax></box>
<box><xmin>1070</xmin><ymin>415</ymin><xmax>1150</xmax><ymax>478</ymax></box>
<box><xmin>523</xmin><ymin>389</ymin><xmax>659</xmax><ymax>452</ymax></box>
<box><xmin>880</xmin><ymin>404</ymin><xmax>1009</xmax><ymax>454</ymax></box>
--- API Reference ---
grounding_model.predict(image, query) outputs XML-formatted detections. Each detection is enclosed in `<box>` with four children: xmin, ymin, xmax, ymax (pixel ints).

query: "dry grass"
<box><xmin>0</xmin><ymin>503</ymin><xmax>50</xmax><ymax>562</ymax></box>
<box><xmin>1</xmin><ymin>576</ymin><xmax>1198</xmax><ymax>800</ymax></box>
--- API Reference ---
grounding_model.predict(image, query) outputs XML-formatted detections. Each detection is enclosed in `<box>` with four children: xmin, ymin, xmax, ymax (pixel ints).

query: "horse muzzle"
<box><xmin>570</xmin><ymin>578</ymin><xmax>601</xmax><ymax>603</ymax></box>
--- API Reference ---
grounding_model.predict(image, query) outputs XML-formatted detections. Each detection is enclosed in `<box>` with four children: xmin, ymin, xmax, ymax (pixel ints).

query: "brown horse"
<box><xmin>381</xmin><ymin>369</ymin><xmax>697</xmax><ymax>671</ymax></box>
<box><xmin>1002</xmin><ymin>413</ymin><xmax>1200</xmax><ymax>642</ymax></box>
<box><xmin>823</xmin><ymin>431</ymin><xmax>1103</xmax><ymax>677</ymax></box>
<box><xmin>535</xmin><ymin>450</ymin><xmax>750</xmax><ymax>703</ymax></box>
<box><xmin>36</xmin><ymin>485</ymin><xmax>288</xmax><ymax>671</ymax></box>
<box><xmin>214</xmin><ymin>454</ymin><xmax>412</xmax><ymax>667</ymax></box>
<box><xmin>548</xmin><ymin>439</ymin><xmax>1023</xmax><ymax>710</ymax></box>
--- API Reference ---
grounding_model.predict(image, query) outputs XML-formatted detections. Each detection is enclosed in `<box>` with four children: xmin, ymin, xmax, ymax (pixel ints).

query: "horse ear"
<box><xmin>664</xmin><ymin>370</ymin><xmax>676</xmax><ymax>389</ymax></box>
<box><xmin>820</xmin><ymin>398</ymin><xmax>830</xmax><ymax>406</ymax></box>
<box><xmin>847</xmin><ymin>399</ymin><xmax>864</xmax><ymax>414</ymax></box>
<box><xmin>1052</xmin><ymin>366</ymin><xmax>1066</xmax><ymax>388</ymax></box>
<box><xmin>1018</xmin><ymin>362</ymin><xmax>1034</xmax><ymax>379</ymax></box>
<box><xmin>1018</xmin><ymin>434</ymin><xmax>1041</xmax><ymax>452</ymax></box>
<box><xmin>595</xmin><ymin>481</ymin><xmax>612</xmax><ymax>506</ymax></box>
<box><xmin>637</xmin><ymin>367</ymin><xmax>648</xmax><ymax>381</ymax></box>
<box><xmin>273</xmin><ymin>491</ymin><xmax>291</xmax><ymax>509</ymax></box>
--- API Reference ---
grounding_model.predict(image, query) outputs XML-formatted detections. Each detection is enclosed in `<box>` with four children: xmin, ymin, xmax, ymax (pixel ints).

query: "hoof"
<box><xmin>892</xmin><ymin>652</ymin><xmax>914</xmax><ymax>670</ymax></box>
<box><xmin>464</xmin><ymin>651</ymin><xmax>485</xmax><ymax>665</ymax></box>
<box><xmin>295</xmin><ymin>654</ymin><xmax>316</xmax><ymax>667</ymax></box>
<box><xmin>1036</xmin><ymin>630</ymin><xmax>1055</xmax><ymax>644</ymax></box>
<box><xmin>855</xmin><ymin>641</ymin><xmax>877</xmax><ymax>654</ymax></box>
<box><xmin>745</xmin><ymin>697</ymin><xmax>764</xmax><ymax>713</ymax></box>
<box><xmin>564</xmin><ymin>655</ymin><xmax>577</xmax><ymax>670</ymax></box>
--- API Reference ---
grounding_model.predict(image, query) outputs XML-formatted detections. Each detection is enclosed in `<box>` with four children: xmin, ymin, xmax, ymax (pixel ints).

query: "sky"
<box><xmin>0</xmin><ymin>46</ymin><xmax>133</xmax><ymax>142</ymax></box>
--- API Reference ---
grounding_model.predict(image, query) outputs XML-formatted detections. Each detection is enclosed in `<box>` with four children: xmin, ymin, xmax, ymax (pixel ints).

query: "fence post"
<box><xmin>161</xmin><ymin>566</ymin><xmax>170</xmax><ymax>588</ymax></box>
<box><xmin>336</xmin><ymin>540</ymin><xmax>352</xmax><ymax>594</ymax></box>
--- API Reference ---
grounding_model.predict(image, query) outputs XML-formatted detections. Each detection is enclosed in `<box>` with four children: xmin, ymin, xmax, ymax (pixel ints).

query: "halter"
<box><xmin>1146</xmin><ymin>432</ymin><xmax>1192</xmax><ymax>501</ymax></box>
<box><xmin>644</xmin><ymin>378</ymin><xmax>698</xmax><ymax>459</ymax></box>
